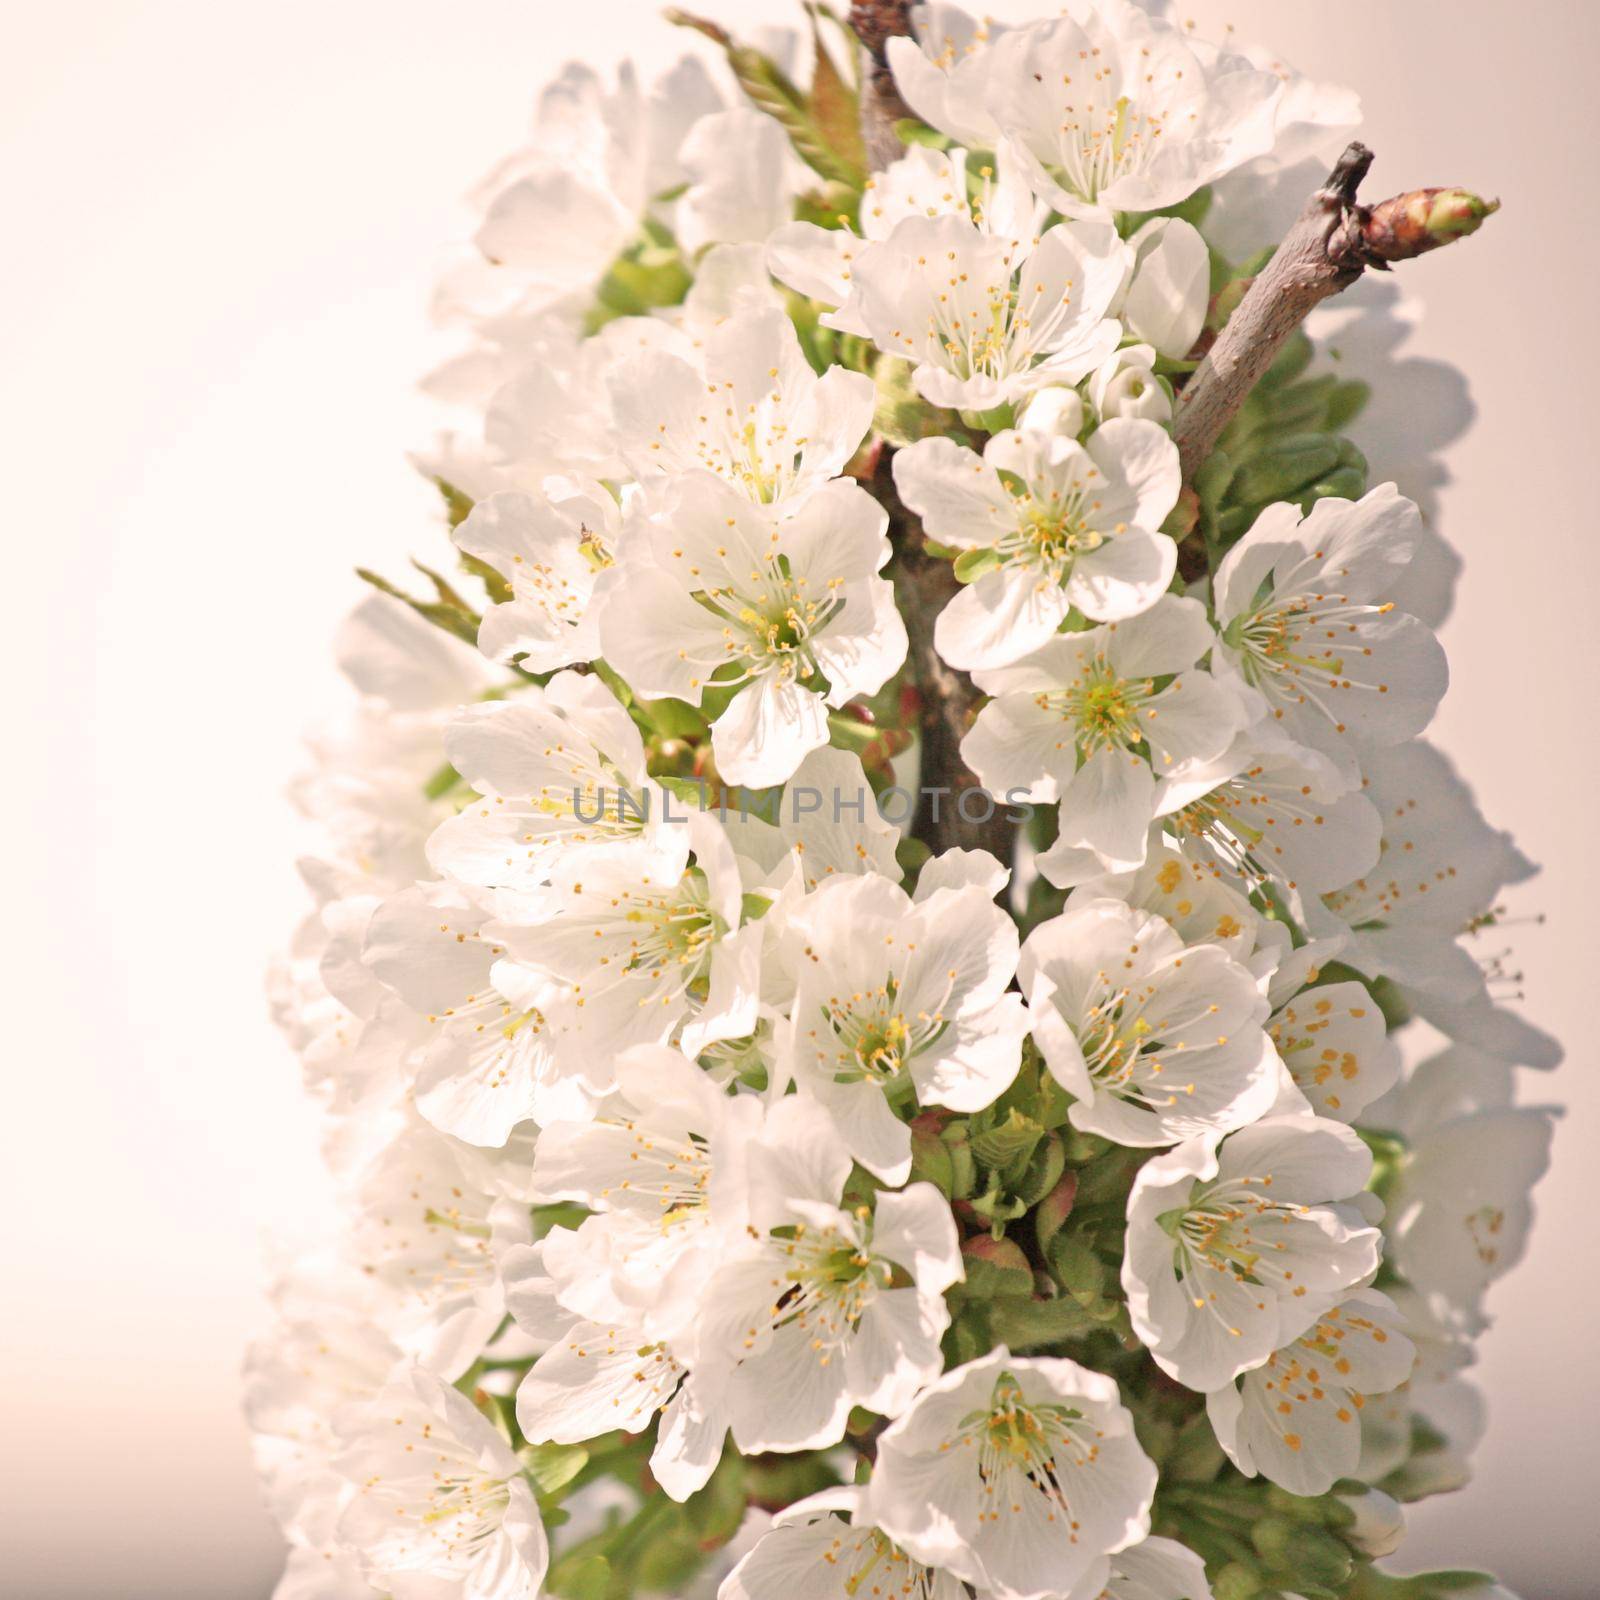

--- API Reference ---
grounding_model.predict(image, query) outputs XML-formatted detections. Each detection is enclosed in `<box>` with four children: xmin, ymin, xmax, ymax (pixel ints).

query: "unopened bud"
<box><xmin>1251</xmin><ymin>1517</ymin><xmax>1354</xmax><ymax>1589</ymax></box>
<box><xmin>1018</xmin><ymin>386</ymin><xmax>1086</xmax><ymax>440</ymax></box>
<box><xmin>1335</xmin><ymin>1487</ymin><xmax>1406</xmax><ymax>1557</ymax></box>
<box><xmin>1361</xmin><ymin>188</ymin><xmax>1499</xmax><ymax>263</ymax></box>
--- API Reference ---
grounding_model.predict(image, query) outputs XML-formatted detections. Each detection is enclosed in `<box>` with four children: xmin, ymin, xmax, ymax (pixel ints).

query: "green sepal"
<box><xmin>895</xmin><ymin>117</ymin><xmax>950</xmax><ymax>150</ymax></box>
<box><xmin>953</xmin><ymin>546</ymin><xmax>1004</xmax><ymax>584</ymax></box>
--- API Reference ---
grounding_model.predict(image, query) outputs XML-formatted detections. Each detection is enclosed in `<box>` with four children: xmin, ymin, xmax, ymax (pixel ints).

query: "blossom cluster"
<box><xmin>252</xmin><ymin>5</ymin><xmax>1555</xmax><ymax>1600</ymax></box>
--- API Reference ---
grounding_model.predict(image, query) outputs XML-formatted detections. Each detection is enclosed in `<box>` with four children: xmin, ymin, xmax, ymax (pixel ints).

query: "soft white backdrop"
<box><xmin>4</xmin><ymin>2</ymin><xmax>1595</xmax><ymax>1595</ymax></box>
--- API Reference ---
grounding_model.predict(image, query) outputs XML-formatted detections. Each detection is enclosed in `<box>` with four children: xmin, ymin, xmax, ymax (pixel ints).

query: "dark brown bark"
<box><xmin>849</xmin><ymin>1</ymin><xmax>915</xmax><ymax>170</ymax></box>
<box><xmin>865</xmin><ymin>449</ymin><xmax>1022</xmax><ymax>865</ymax></box>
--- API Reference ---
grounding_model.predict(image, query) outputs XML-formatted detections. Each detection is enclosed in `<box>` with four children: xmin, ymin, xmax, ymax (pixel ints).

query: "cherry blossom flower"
<box><xmin>780</xmin><ymin>867</ymin><xmax>1030</xmax><ymax>1181</ymax></box>
<box><xmin>894</xmin><ymin>416</ymin><xmax>1180</xmax><ymax>669</ymax></box>
<box><xmin>425</xmin><ymin>672</ymin><xmax>663</xmax><ymax>895</ymax></box>
<box><xmin>865</xmin><ymin>1348</ymin><xmax>1159</xmax><ymax>1599</ymax></box>
<box><xmin>1019</xmin><ymin>896</ymin><xmax>1281</xmax><ymax>1146</ymax></box>
<box><xmin>850</xmin><ymin>213</ymin><xmax>1128</xmax><ymax>412</ymax></box>
<box><xmin>608</xmin><ymin>307</ymin><xmax>874</xmax><ymax>510</ymax></box>
<box><xmin>984</xmin><ymin>3</ymin><xmax>1284</xmax><ymax>220</ymax></box>
<box><xmin>601</xmin><ymin>473</ymin><xmax>905</xmax><ymax>786</ymax></box>
<box><xmin>963</xmin><ymin>596</ymin><xmax>1250</xmax><ymax>881</ymax></box>
<box><xmin>334</xmin><ymin>1366</ymin><xmax>548</xmax><ymax>1600</ymax></box>
<box><xmin>1206</xmin><ymin>1289</ymin><xmax>1415</xmax><ymax>1496</ymax></box>
<box><xmin>1122</xmin><ymin>1115</ymin><xmax>1382</xmax><ymax>1390</ymax></box>
<box><xmin>1211</xmin><ymin>485</ymin><xmax>1448</xmax><ymax>782</ymax></box>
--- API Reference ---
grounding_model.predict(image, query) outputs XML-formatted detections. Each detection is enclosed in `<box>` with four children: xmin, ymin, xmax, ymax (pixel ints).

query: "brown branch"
<box><xmin>849</xmin><ymin>4</ymin><xmax>1020</xmax><ymax>868</ymax></box>
<box><xmin>1173</xmin><ymin>141</ymin><xmax>1498</xmax><ymax>486</ymax></box>
<box><xmin>850</xmin><ymin>0</ymin><xmax>915</xmax><ymax>170</ymax></box>
<box><xmin>868</xmin><ymin>448</ymin><xmax>1021</xmax><ymax>863</ymax></box>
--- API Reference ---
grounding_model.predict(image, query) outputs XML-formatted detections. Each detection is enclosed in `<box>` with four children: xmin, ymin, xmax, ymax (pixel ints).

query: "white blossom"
<box><xmin>1315</xmin><ymin>740</ymin><xmax>1535</xmax><ymax>1003</ymax></box>
<box><xmin>1020</xmin><ymin>896</ymin><xmax>1280</xmax><ymax>1146</ymax></box>
<box><xmin>894</xmin><ymin>417</ymin><xmax>1180</xmax><ymax>670</ymax></box>
<box><xmin>452</xmin><ymin>479</ymin><xmax>623</xmax><ymax>670</ymax></box>
<box><xmin>1206</xmin><ymin>1289</ymin><xmax>1415</xmax><ymax>1496</ymax></box>
<box><xmin>493</xmin><ymin>812</ymin><xmax>763</xmax><ymax>1079</ymax></box>
<box><xmin>984</xmin><ymin>4</ymin><xmax>1284</xmax><ymax>220</ymax></box>
<box><xmin>471</xmin><ymin>58</ymin><xmax>721</xmax><ymax>310</ymax></box>
<box><xmin>608</xmin><ymin>307</ymin><xmax>874</xmax><ymax>509</ymax></box>
<box><xmin>719</xmin><ymin>1486</ymin><xmax>967</xmax><ymax>1600</ymax></box>
<box><xmin>780</xmin><ymin>867</ymin><xmax>1030</xmax><ymax>1181</ymax></box>
<box><xmin>601</xmin><ymin>472</ymin><xmax>905</xmax><ymax>786</ymax></box>
<box><xmin>850</xmin><ymin>213</ymin><xmax>1128</xmax><ymax>412</ymax></box>
<box><xmin>1117</xmin><ymin>218</ymin><xmax>1210</xmax><ymax>360</ymax></box>
<box><xmin>426</xmin><ymin>671</ymin><xmax>663</xmax><ymax>895</ymax></box>
<box><xmin>1156</xmin><ymin>727</ymin><xmax>1382</xmax><ymax>908</ymax></box>
<box><xmin>963</xmin><ymin>596</ymin><xmax>1249</xmax><ymax>882</ymax></box>
<box><xmin>1263</xmin><ymin>945</ymin><xmax>1400</xmax><ymax>1124</ymax></box>
<box><xmin>1122</xmin><ymin>1115</ymin><xmax>1382</xmax><ymax>1390</ymax></box>
<box><xmin>767</xmin><ymin>145</ymin><xmax>1046</xmax><ymax>335</ymax></box>
<box><xmin>340</xmin><ymin>1119</ymin><xmax>533</xmax><ymax>1377</ymax></box>
<box><xmin>866</xmin><ymin>1347</ymin><xmax>1159</xmax><ymax>1600</ymax></box>
<box><xmin>1088</xmin><ymin>344</ymin><xmax>1172</xmax><ymax>424</ymax></box>
<box><xmin>1211</xmin><ymin>485</ymin><xmax>1448</xmax><ymax>781</ymax></box>
<box><xmin>362</xmin><ymin>880</ymin><xmax>568</xmax><ymax>1142</ymax></box>
<box><xmin>886</xmin><ymin>4</ymin><xmax>1014</xmax><ymax>148</ymax></box>
<box><xmin>676</xmin><ymin>107</ymin><xmax>804</xmax><ymax>255</ymax></box>
<box><xmin>334</xmin><ymin>1366</ymin><xmax>548</xmax><ymax>1600</ymax></box>
<box><xmin>695</xmin><ymin>1181</ymin><xmax>962</xmax><ymax>1454</ymax></box>
<box><xmin>1379</xmin><ymin>1047</ymin><xmax>1555</xmax><ymax>1332</ymax></box>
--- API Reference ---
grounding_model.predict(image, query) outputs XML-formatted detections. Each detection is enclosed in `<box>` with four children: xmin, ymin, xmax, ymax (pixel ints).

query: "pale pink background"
<box><xmin>4</xmin><ymin>1</ymin><xmax>1595</xmax><ymax>1594</ymax></box>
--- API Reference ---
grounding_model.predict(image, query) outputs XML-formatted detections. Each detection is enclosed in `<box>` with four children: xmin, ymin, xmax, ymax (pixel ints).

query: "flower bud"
<box><xmin>1212</xmin><ymin>1565</ymin><xmax>1265</xmax><ymax>1600</ymax></box>
<box><xmin>1017</xmin><ymin>385</ymin><xmax>1085</xmax><ymax>440</ymax></box>
<box><xmin>1335</xmin><ymin>1486</ymin><xmax>1406</xmax><ymax>1558</ymax></box>
<box><xmin>1361</xmin><ymin>188</ymin><xmax>1500</xmax><ymax>263</ymax></box>
<box><xmin>1251</xmin><ymin>1518</ymin><xmax>1354</xmax><ymax>1590</ymax></box>
<box><xmin>1089</xmin><ymin>344</ymin><xmax>1172</xmax><ymax>423</ymax></box>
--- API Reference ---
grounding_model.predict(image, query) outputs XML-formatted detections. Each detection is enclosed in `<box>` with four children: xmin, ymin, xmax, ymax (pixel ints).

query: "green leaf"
<box><xmin>1231</xmin><ymin>432</ymin><xmax>1343</xmax><ymax>505</ymax></box>
<box><xmin>356</xmin><ymin>567</ymin><xmax>480</xmax><ymax>649</ymax></box>
<box><xmin>1048</xmin><ymin>1234</ymin><xmax>1106</xmax><ymax>1306</ymax></box>
<box><xmin>460</xmin><ymin>552</ymin><xmax>512</xmax><ymax>605</ymax></box>
<box><xmin>872</xmin><ymin>354</ymin><xmax>957</xmax><ymax>446</ymax></box>
<box><xmin>666</xmin><ymin>10</ymin><xmax>864</xmax><ymax>189</ymax></box>
<box><xmin>970</xmin><ymin>1107</ymin><xmax>1045</xmax><ymax>1173</ymax></box>
<box><xmin>636</xmin><ymin>695</ymin><xmax>709</xmax><ymax>740</ymax></box>
<box><xmin>519</xmin><ymin>1441</ymin><xmax>590</xmax><ymax>1498</ymax></box>
<box><xmin>548</xmin><ymin>1553</ymin><xmax>610</xmax><ymax>1600</ymax></box>
<box><xmin>434</xmin><ymin>477</ymin><xmax>476</xmax><ymax>529</ymax></box>
<box><xmin>1166</xmin><ymin>1408</ymin><xmax>1226</xmax><ymax>1483</ymax></box>
<box><xmin>1325</xmin><ymin>378</ymin><xmax>1372</xmax><ymax>431</ymax></box>
<box><xmin>684</xmin><ymin>1449</ymin><xmax>748</xmax><ymax>1543</ymax></box>
<box><xmin>988</xmin><ymin>1293</ymin><xmax>1098</xmax><ymax>1351</ymax></box>
<box><xmin>956</xmin><ymin>1234</ymin><xmax>1033</xmax><ymax>1298</ymax></box>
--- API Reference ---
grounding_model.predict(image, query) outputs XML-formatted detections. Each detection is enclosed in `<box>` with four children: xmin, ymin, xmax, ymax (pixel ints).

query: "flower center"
<box><xmin>953</xmin><ymin>1373</ymin><xmax>1098</xmax><ymax>1531</ymax></box>
<box><xmin>1051</xmin><ymin>93</ymin><xmax>1166</xmax><ymax>203</ymax></box>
